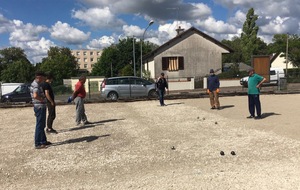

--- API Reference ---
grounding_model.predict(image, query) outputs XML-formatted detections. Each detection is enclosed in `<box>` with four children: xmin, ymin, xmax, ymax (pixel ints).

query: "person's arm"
<box><xmin>256</xmin><ymin>77</ymin><xmax>267</xmax><ymax>88</ymax></box>
<box><xmin>45</xmin><ymin>90</ymin><xmax>55</xmax><ymax>106</ymax></box>
<box><xmin>165</xmin><ymin>78</ymin><xmax>168</xmax><ymax>89</ymax></box>
<box><xmin>216</xmin><ymin>76</ymin><xmax>220</xmax><ymax>93</ymax></box>
<box><xmin>33</xmin><ymin>91</ymin><xmax>45</xmax><ymax>103</ymax></box>
<box><xmin>71</xmin><ymin>82</ymin><xmax>81</xmax><ymax>99</ymax></box>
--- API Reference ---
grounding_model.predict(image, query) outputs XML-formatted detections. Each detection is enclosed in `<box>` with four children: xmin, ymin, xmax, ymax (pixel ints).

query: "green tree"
<box><xmin>288</xmin><ymin>34</ymin><xmax>300</xmax><ymax>67</ymax></box>
<box><xmin>222</xmin><ymin>37</ymin><xmax>243</xmax><ymax>63</ymax></box>
<box><xmin>39</xmin><ymin>46</ymin><xmax>78</xmax><ymax>86</ymax></box>
<box><xmin>0</xmin><ymin>47</ymin><xmax>31</xmax><ymax>81</ymax></box>
<box><xmin>241</xmin><ymin>8</ymin><xmax>259</xmax><ymax>65</ymax></box>
<box><xmin>267</xmin><ymin>34</ymin><xmax>287</xmax><ymax>54</ymax></box>
<box><xmin>91</xmin><ymin>45</ymin><xmax>119</xmax><ymax>77</ymax></box>
<box><xmin>1</xmin><ymin>60</ymin><xmax>35</xmax><ymax>83</ymax></box>
<box><xmin>91</xmin><ymin>37</ymin><xmax>158</xmax><ymax>77</ymax></box>
<box><xmin>120</xmin><ymin>64</ymin><xmax>133</xmax><ymax>76</ymax></box>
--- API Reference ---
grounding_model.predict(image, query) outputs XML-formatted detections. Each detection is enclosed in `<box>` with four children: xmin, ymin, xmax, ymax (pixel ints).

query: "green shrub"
<box><xmin>218</xmin><ymin>70</ymin><xmax>248</xmax><ymax>79</ymax></box>
<box><xmin>53</xmin><ymin>85</ymin><xmax>73</xmax><ymax>95</ymax></box>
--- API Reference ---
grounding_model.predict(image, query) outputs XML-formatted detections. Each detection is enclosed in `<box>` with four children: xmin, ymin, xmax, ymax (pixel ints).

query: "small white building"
<box><xmin>271</xmin><ymin>52</ymin><xmax>297</xmax><ymax>69</ymax></box>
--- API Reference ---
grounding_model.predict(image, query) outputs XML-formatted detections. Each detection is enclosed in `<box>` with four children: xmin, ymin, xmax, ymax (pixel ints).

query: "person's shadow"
<box><xmin>261</xmin><ymin>112</ymin><xmax>281</xmax><ymax>119</ymax></box>
<box><xmin>163</xmin><ymin>102</ymin><xmax>184</xmax><ymax>106</ymax></box>
<box><xmin>58</xmin><ymin>118</ymin><xmax>125</xmax><ymax>132</ymax></box>
<box><xmin>218</xmin><ymin>105</ymin><xmax>235</xmax><ymax>110</ymax></box>
<box><xmin>51</xmin><ymin>134</ymin><xmax>110</xmax><ymax>147</ymax></box>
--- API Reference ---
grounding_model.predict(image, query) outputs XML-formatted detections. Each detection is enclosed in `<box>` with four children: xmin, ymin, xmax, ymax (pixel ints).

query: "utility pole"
<box><xmin>133</xmin><ymin>36</ymin><xmax>136</xmax><ymax>76</ymax></box>
<box><xmin>110</xmin><ymin>62</ymin><xmax>112</xmax><ymax>77</ymax></box>
<box><xmin>286</xmin><ymin>33</ymin><xmax>289</xmax><ymax>79</ymax></box>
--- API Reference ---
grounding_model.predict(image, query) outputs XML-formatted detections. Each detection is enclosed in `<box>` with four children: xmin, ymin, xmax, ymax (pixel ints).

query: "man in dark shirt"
<box><xmin>156</xmin><ymin>72</ymin><xmax>168</xmax><ymax>106</ymax></box>
<box><xmin>41</xmin><ymin>73</ymin><xmax>57</xmax><ymax>134</ymax></box>
<box><xmin>207</xmin><ymin>69</ymin><xmax>220</xmax><ymax>109</ymax></box>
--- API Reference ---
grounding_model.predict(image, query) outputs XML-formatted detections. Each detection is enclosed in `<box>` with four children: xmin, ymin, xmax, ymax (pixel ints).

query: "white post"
<box><xmin>203</xmin><ymin>77</ymin><xmax>207</xmax><ymax>89</ymax></box>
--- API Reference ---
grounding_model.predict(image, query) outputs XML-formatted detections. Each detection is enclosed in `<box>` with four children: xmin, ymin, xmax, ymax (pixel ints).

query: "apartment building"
<box><xmin>71</xmin><ymin>49</ymin><xmax>102</xmax><ymax>72</ymax></box>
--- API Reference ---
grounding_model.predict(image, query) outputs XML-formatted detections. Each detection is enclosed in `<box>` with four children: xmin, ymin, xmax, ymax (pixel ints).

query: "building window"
<box><xmin>83</xmin><ymin>51</ymin><xmax>87</xmax><ymax>56</ymax></box>
<box><xmin>90</xmin><ymin>52</ymin><xmax>94</xmax><ymax>55</ymax></box>
<box><xmin>84</xmin><ymin>58</ymin><xmax>87</xmax><ymax>62</ymax></box>
<box><xmin>84</xmin><ymin>64</ymin><xmax>87</xmax><ymax>68</ymax></box>
<box><xmin>76</xmin><ymin>51</ymin><xmax>80</xmax><ymax>56</ymax></box>
<box><xmin>162</xmin><ymin>56</ymin><xmax>184</xmax><ymax>71</ymax></box>
<box><xmin>90</xmin><ymin>58</ymin><xmax>94</xmax><ymax>62</ymax></box>
<box><xmin>97</xmin><ymin>52</ymin><xmax>101</xmax><ymax>56</ymax></box>
<box><xmin>77</xmin><ymin>58</ymin><xmax>80</xmax><ymax>62</ymax></box>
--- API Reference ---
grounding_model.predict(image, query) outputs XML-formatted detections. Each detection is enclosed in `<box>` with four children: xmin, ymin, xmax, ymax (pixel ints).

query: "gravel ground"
<box><xmin>1</xmin><ymin>94</ymin><xmax>300</xmax><ymax>190</ymax></box>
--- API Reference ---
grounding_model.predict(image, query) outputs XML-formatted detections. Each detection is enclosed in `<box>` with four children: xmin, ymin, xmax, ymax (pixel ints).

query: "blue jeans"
<box><xmin>248</xmin><ymin>94</ymin><xmax>261</xmax><ymax>117</ymax></box>
<box><xmin>158</xmin><ymin>89</ymin><xmax>165</xmax><ymax>106</ymax></box>
<box><xmin>34</xmin><ymin>105</ymin><xmax>47</xmax><ymax>147</ymax></box>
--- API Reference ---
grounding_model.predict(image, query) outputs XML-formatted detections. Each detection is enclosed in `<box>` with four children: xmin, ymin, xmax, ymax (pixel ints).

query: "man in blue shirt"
<box><xmin>247</xmin><ymin>68</ymin><xmax>267</xmax><ymax>119</ymax></box>
<box><xmin>156</xmin><ymin>73</ymin><xmax>168</xmax><ymax>106</ymax></box>
<box><xmin>207</xmin><ymin>69</ymin><xmax>220</xmax><ymax>109</ymax></box>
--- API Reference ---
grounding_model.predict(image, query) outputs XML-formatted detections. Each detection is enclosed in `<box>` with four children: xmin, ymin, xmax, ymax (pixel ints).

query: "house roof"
<box><xmin>270</xmin><ymin>52</ymin><xmax>281</xmax><ymax>64</ymax></box>
<box><xmin>143</xmin><ymin>26</ymin><xmax>234</xmax><ymax>61</ymax></box>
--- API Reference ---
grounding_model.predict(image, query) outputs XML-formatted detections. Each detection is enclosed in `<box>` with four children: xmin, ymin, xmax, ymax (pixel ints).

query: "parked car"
<box><xmin>100</xmin><ymin>76</ymin><xmax>157</xmax><ymax>100</ymax></box>
<box><xmin>240</xmin><ymin>68</ymin><xmax>285</xmax><ymax>87</ymax></box>
<box><xmin>1</xmin><ymin>84</ymin><xmax>32</xmax><ymax>103</ymax></box>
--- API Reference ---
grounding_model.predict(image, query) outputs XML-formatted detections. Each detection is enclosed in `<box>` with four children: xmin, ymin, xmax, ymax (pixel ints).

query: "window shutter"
<box><xmin>162</xmin><ymin>57</ymin><xmax>168</xmax><ymax>70</ymax></box>
<box><xmin>179</xmin><ymin>57</ymin><xmax>184</xmax><ymax>70</ymax></box>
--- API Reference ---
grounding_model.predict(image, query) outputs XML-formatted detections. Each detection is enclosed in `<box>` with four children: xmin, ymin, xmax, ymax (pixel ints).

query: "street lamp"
<box><xmin>132</xmin><ymin>36</ymin><xmax>136</xmax><ymax>76</ymax></box>
<box><xmin>140</xmin><ymin>20</ymin><xmax>154</xmax><ymax>78</ymax></box>
<box><xmin>286</xmin><ymin>33</ymin><xmax>289</xmax><ymax>79</ymax></box>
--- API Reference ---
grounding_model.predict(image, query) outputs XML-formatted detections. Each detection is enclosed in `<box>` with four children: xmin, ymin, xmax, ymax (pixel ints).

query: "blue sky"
<box><xmin>0</xmin><ymin>0</ymin><xmax>299</xmax><ymax>63</ymax></box>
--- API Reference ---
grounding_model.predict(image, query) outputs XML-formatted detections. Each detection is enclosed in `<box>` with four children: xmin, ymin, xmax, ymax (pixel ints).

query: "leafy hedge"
<box><xmin>52</xmin><ymin>85</ymin><xmax>73</xmax><ymax>95</ymax></box>
<box><xmin>218</xmin><ymin>70</ymin><xmax>248</xmax><ymax>79</ymax></box>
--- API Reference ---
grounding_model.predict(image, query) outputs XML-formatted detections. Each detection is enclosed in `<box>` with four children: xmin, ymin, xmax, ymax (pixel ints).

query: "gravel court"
<box><xmin>0</xmin><ymin>94</ymin><xmax>300</xmax><ymax>189</ymax></box>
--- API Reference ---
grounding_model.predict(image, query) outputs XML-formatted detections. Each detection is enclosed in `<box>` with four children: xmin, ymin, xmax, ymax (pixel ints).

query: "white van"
<box><xmin>0</xmin><ymin>83</ymin><xmax>24</xmax><ymax>96</ymax></box>
<box><xmin>240</xmin><ymin>68</ymin><xmax>285</xmax><ymax>87</ymax></box>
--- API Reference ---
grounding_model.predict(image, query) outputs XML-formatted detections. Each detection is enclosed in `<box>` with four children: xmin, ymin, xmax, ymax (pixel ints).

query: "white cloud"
<box><xmin>9</xmin><ymin>20</ymin><xmax>48</xmax><ymax>42</ymax></box>
<box><xmin>5</xmin><ymin>19</ymin><xmax>53</xmax><ymax>63</ymax></box>
<box><xmin>10</xmin><ymin>37</ymin><xmax>55</xmax><ymax>64</ymax></box>
<box><xmin>50</xmin><ymin>21</ymin><xmax>91</xmax><ymax>44</ymax></box>
<box><xmin>0</xmin><ymin>13</ymin><xmax>13</xmax><ymax>33</ymax></box>
<box><xmin>122</xmin><ymin>25</ymin><xmax>144</xmax><ymax>38</ymax></box>
<box><xmin>194</xmin><ymin>17</ymin><xmax>237</xmax><ymax>34</ymax></box>
<box><xmin>72</xmin><ymin>7</ymin><xmax>125</xmax><ymax>29</ymax></box>
<box><xmin>86</xmin><ymin>36</ymin><xmax>115</xmax><ymax>49</ymax></box>
<box><xmin>189</xmin><ymin>3</ymin><xmax>212</xmax><ymax>18</ymax></box>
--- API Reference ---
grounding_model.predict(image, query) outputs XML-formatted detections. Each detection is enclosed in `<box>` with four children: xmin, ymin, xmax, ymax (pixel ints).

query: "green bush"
<box><xmin>218</xmin><ymin>70</ymin><xmax>248</xmax><ymax>79</ymax></box>
<box><xmin>53</xmin><ymin>85</ymin><xmax>73</xmax><ymax>95</ymax></box>
<box><xmin>287</xmin><ymin>68</ymin><xmax>300</xmax><ymax>83</ymax></box>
